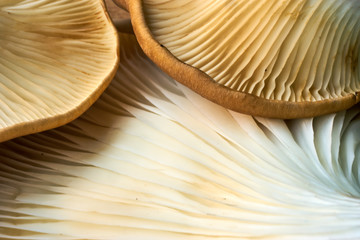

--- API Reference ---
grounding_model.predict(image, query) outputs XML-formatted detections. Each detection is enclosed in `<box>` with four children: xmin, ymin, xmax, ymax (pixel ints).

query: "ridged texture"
<box><xmin>143</xmin><ymin>0</ymin><xmax>360</xmax><ymax>102</ymax></box>
<box><xmin>0</xmin><ymin>0</ymin><xmax>118</xmax><ymax>140</ymax></box>
<box><xmin>0</xmin><ymin>33</ymin><xmax>360</xmax><ymax>239</ymax></box>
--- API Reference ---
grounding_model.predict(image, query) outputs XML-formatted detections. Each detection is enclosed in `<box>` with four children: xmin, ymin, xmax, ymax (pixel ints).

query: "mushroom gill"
<box><xmin>0</xmin><ymin>0</ymin><xmax>119</xmax><ymax>142</ymax></box>
<box><xmin>0</xmin><ymin>32</ymin><xmax>359</xmax><ymax>239</ymax></box>
<box><xmin>114</xmin><ymin>0</ymin><xmax>360</xmax><ymax>118</ymax></box>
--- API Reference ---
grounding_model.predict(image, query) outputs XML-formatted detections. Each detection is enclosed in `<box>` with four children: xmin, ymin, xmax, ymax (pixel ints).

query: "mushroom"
<box><xmin>0</xmin><ymin>0</ymin><xmax>119</xmax><ymax>142</ymax></box>
<box><xmin>1</xmin><ymin>31</ymin><xmax>359</xmax><ymax>239</ymax></box>
<box><xmin>113</xmin><ymin>0</ymin><xmax>360</xmax><ymax>119</ymax></box>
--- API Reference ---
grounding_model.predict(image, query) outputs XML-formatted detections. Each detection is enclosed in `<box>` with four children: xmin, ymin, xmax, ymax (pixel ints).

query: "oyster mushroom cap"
<box><xmin>0</xmin><ymin>0</ymin><xmax>119</xmax><ymax>142</ymax></box>
<box><xmin>1</xmin><ymin>32</ymin><xmax>360</xmax><ymax>239</ymax></box>
<box><xmin>114</xmin><ymin>0</ymin><xmax>360</xmax><ymax>119</ymax></box>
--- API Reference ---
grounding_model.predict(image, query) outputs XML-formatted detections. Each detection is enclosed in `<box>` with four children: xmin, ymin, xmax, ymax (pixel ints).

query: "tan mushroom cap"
<box><xmin>0</xmin><ymin>0</ymin><xmax>119</xmax><ymax>142</ymax></box>
<box><xmin>114</xmin><ymin>0</ymin><xmax>360</xmax><ymax>119</ymax></box>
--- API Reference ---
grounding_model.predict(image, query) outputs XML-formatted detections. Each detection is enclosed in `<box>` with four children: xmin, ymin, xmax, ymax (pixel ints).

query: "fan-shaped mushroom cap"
<box><xmin>0</xmin><ymin>0</ymin><xmax>119</xmax><ymax>142</ymax></box>
<box><xmin>1</xmin><ymin>32</ymin><xmax>360</xmax><ymax>239</ymax></box>
<box><xmin>114</xmin><ymin>0</ymin><xmax>360</xmax><ymax>119</ymax></box>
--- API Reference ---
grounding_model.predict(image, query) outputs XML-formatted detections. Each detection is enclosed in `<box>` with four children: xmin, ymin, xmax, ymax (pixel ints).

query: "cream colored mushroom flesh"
<box><xmin>0</xmin><ymin>0</ymin><xmax>119</xmax><ymax>142</ymax></box>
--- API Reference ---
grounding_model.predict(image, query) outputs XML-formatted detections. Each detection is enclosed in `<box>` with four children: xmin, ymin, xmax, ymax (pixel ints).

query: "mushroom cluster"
<box><xmin>1</xmin><ymin>32</ymin><xmax>360</xmax><ymax>239</ymax></box>
<box><xmin>0</xmin><ymin>0</ymin><xmax>360</xmax><ymax>239</ymax></box>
